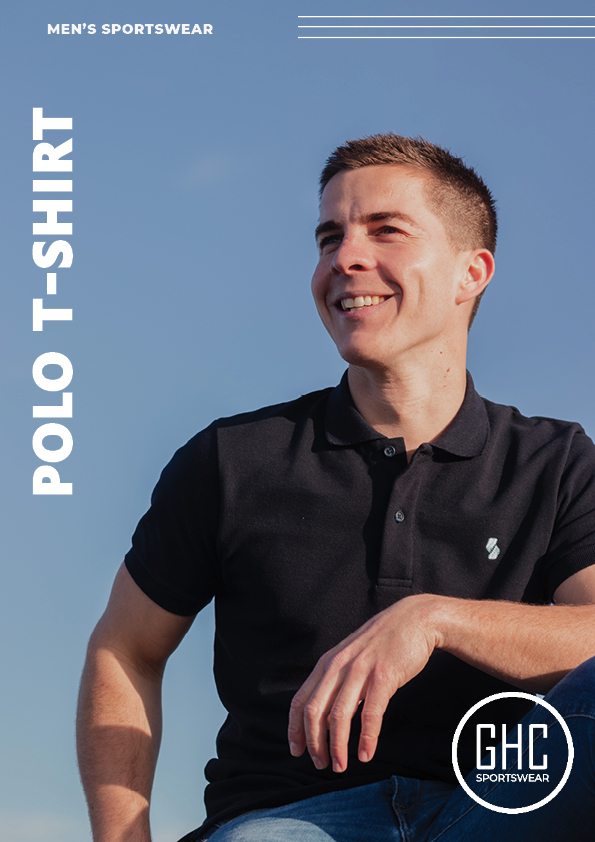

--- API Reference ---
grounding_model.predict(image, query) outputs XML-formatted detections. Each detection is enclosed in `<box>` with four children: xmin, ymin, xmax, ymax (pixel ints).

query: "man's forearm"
<box><xmin>432</xmin><ymin>595</ymin><xmax>595</xmax><ymax>694</ymax></box>
<box><xmin>76</xmin><ymin>631</ymin><xmax>163</xmax><ymax>842</ymax></box>
<box><xmin>289</xmin><ymin>585</ymin><xmax>595</xmax><ymax>772</ymax></box>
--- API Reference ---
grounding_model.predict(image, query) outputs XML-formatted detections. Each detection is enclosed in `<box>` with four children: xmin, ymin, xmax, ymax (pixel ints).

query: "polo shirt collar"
<box><xmin>431</xmin><ymin>372</ymin><xmax>489</xmax><ymax>457</ymax></box>
<box><xmin>325</xmin><ymin>370</ymin><xmax>488</xmax><ymax>457</ymax></box>
<box><xmin>325</xmin><ymin>371</ymin><xmax>385</xmax><ymax>446</ymax></box>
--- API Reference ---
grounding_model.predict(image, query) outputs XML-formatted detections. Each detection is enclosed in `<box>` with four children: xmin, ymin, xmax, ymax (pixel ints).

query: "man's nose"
<box><xmin>331</xmin><ymin>234</ymin><xmax>375</xmax><ymax>275</ymax></box>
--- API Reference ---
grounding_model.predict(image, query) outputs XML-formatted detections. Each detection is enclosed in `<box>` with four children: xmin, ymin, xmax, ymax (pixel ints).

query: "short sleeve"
<box><xmin>124</xmin><ymin>424</ymin><xmax>220</xmax><ymax>615</ymax></box>
<box><xmin>541</xmin><ymin>428</ymin><xmax>595</xmax><ymax>599</ymax></box>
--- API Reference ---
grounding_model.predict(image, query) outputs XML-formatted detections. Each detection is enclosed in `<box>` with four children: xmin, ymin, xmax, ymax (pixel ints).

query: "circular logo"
<box><xmin>451</xmin><ymin>691</ymin><xmax>574</xmax><ymax>814</ymax></box>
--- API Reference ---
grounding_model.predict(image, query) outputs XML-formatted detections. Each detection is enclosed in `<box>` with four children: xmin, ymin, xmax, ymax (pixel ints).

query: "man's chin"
<box><xmin>338</xmin><ymin>346</ymin><xmax>389</xmax><ymax>371</ymax></box>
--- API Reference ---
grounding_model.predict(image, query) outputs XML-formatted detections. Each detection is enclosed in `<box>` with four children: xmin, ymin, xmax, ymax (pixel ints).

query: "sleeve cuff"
<box><xmin>124</xmin><ymin>551</ymin><xmax>205</xmax><ymax>616</ymax></box>
<box><xmin>545</xmin><ymin>545</ymin><xmax>595</xmax><ymax>601</ymax></box>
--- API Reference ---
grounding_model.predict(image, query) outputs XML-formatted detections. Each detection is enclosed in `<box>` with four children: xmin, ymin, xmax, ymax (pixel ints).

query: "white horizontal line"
<box><xmin>297</xmin><ymin>15</ymin><xmax>595</xmax><ymax>18</ymax></box>
<box><xmin>298</xmin><ymin>25</ymin><xmax>595</xmax><ymax>29</ymax></box>
<box><xmin>298</xmin><ymin>36</ymin><xmax>595</xmax><ymax>39</ymax></box>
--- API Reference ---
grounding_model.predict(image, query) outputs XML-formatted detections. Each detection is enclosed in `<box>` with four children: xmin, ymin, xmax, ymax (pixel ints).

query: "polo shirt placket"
<box><xmin>324</xmin><ymin>371</ymin><xmax>491</xmax><ymax>611</ymax></box>
<box><xmin>376</xmin><ymin>440</ymin><xmax>423</xmax><ymax>605</ymax></box>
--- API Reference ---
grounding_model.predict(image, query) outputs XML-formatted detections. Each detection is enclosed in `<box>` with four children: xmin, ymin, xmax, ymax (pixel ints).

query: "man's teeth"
<box><xmin>340</xmin><ymin>295</ymin><xmax>385</xmax><ymax>311</ymax></box>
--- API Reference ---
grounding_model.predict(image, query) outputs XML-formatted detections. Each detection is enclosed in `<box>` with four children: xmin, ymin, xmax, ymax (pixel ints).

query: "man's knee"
<box><xmin>208</xmin><ymin>816</ymin><xmax>335</xmax><ymax>842</ymax></box>
<box><xmin>546</xmin><ymin>655</ymin><xmax>595</xmax><ymax>711</ymax></box>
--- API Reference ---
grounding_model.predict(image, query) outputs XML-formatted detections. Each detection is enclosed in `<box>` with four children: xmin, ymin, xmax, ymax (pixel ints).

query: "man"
<box><xmin>77</xmin><ymin>135</ymin><xmax>595</xmax><ymax>841</ymax></box>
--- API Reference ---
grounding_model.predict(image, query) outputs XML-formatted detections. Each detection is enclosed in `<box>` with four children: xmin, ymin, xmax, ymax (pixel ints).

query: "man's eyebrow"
<box><xmin>314</xmin><ymin>211</ymin><xmax>422</xmax><ymax>242</ymax></box>
<box><xmin>364</xmin><ymin>211</ymin><xmax>420</xmax><ymax>228</ymax></box>
<box><xmin>314</xmin><ymin>219</ymin><xmax>342</xmax><ymax>241</ymax></box>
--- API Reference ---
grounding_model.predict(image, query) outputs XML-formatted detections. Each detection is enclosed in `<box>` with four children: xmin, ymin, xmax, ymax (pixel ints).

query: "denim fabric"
<box><xmin>199</xmin><ymin>657</ymin><xmax>595</xmax><ymax>842</ymax></box>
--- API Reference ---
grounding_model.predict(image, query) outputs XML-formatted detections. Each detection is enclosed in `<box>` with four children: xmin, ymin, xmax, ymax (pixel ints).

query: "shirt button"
<box><xmin>394</xmin><ymin>509</ymin><xmax>405</xmax><ymax>523</ymax></box>
<box><xmin>384</xmin><ymin>445</ymin><xmax>396</xmax><ymax>458</ymax></box>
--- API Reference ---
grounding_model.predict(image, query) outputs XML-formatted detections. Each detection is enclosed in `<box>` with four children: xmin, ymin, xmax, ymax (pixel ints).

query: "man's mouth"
<box><xmin>340</xmin><ymin>295</ymin><xmax>386</xmax><ymax>312</ymax></box>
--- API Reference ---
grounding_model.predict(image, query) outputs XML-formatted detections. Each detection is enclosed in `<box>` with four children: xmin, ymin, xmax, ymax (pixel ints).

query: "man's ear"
<box><xmin>456</xmin><ymin>249</ymin><xmax>495</xmax><ymax>305</ymax></box>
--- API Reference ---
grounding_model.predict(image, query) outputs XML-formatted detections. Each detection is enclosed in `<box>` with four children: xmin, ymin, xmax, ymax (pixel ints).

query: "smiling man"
<box><xmin>77</xmin><ymin>135</ymin><xmax>595</xmax><ymax>842</ymax></box>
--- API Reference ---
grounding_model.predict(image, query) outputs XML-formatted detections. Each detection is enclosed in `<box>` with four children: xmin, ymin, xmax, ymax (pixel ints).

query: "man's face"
<box><xmin>311</xmin><ymin>165</ymin><xmax>475</xmax><ymax>371</ymax></box>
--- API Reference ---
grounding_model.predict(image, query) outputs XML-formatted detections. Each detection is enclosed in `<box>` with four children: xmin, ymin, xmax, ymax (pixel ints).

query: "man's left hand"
<box><xmin>287</xmin><ymin>594</ymin><xmax>441</xmax><ymax>773</ymax></box>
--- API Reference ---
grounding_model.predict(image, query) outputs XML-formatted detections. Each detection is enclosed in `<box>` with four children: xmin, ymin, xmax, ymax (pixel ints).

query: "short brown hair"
<box><xmin>319</xmin><ymin>134</ymin><xmax>497</xmax><ymax>324</ymax></box>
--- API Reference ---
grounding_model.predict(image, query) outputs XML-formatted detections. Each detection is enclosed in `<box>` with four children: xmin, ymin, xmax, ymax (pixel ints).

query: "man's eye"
<box><xmin>319</xmin><ymin>234</ymin><xmax>342</xmax><ymax>250</ymax></box>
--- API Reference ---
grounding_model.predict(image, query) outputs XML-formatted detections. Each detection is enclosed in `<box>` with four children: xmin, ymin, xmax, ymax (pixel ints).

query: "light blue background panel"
<box><xmin>1</xmin><ymin>2</ymin><xmax>594</xmax><ymax>840</ymax></box>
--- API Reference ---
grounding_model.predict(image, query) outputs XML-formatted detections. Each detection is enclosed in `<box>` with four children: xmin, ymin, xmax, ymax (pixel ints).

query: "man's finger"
<box><xmin>303</xmin><ymin>692</ymin><xmax>332</xmax><ymax>769</ymax></box>
<box><xmin>357</xmin><ymin>682</ymin><xmax>391</xmax><ymax>763</ymax></box>
<box><xmin>327</xmin><ymin>673</ymin><xmax>366</xmax><ymax>773</ymax></box>
<box><xmin>288</xmin><ymin>685</ymin><xmax>311</xmax><ymax>757</ymax></box>
<box><xmin>302</xmin><ymin>657</ymin><xmax>356</xmax><ymax>768</ymax></box>
<box><xmin>287</xmin><ymin>655</ymin><xmax>332</xmax><ymax>757</ymax></box>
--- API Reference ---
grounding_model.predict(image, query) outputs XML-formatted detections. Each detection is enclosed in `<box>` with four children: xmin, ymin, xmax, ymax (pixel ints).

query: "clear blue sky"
<box><xmin>2</xmin><ymin>1</ymin><xmax>595</xmax><ymax>840</ymax></box>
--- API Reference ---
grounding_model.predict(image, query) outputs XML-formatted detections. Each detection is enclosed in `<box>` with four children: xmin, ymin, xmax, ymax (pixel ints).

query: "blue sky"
<box><xmin>2</xmin><ymin>1</ymin><xmax>595</xmax><ymax>840</ymax></box>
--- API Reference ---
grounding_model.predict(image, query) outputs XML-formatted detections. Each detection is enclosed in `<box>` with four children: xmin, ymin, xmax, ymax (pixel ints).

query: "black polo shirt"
<box><xmin>125</xmin><ymin>372</ymin><xmax>595</xmax><ymax>839</ymax></box>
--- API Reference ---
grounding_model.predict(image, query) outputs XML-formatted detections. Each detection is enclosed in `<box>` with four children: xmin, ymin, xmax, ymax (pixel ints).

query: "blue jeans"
<box><xmin>201</xmin><ymin>657</ymin><xmax>595</xmax><ymax>841</ymax></box>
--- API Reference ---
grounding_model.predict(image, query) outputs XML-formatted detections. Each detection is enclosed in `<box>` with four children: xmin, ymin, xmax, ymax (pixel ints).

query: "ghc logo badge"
<box><xmin>452</xmin><ymin>692</ymin><xmax>574</xmax><ymax>814</ymax></box>
<box><xmin>476</xmin><ymin>723</ymin><xmax>549</xmax><ymax>776</ymax></box>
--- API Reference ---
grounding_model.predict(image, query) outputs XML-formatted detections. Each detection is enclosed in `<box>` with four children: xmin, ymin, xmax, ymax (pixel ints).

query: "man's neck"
<box><xmin>347</xmin><ymin>355</ymin><xmax>468</xmax><ymax>457</ymax></box>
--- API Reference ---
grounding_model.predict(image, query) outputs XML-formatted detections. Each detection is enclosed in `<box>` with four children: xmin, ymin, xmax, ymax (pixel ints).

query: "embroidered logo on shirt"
<box><xmin>486</xmin><ymin>537</ymin><xmax>501</xmax><ymax>560</ymax></box>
